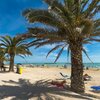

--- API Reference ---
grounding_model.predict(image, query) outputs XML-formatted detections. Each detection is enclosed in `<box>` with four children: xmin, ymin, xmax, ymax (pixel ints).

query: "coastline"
<box><xmin>5</xmin><ymin>62</ymin><xmax>100</xmax><ymax>68</ymax></box>
<box><xmin>4</xmin><ymin>63</ymin><xmax>100</xmax><ymax>71</ymax></box>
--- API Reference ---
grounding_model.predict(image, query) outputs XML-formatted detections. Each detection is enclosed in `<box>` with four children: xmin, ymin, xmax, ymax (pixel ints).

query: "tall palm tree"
<box><xmin>23</xmin><ymin>0</ymin><xmax>100</xmax><ymax>93</ymax></box>
<box><xmin>0</xmin><ymin>36</ymin><xmax>32</xmax><ymax>72</ymax></box>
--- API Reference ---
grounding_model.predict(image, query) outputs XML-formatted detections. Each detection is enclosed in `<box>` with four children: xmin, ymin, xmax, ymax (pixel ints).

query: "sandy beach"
<box><xmin>0</xmin><ymin>66</ymin><xmax>100</xmax><ymax>100</ymax></box>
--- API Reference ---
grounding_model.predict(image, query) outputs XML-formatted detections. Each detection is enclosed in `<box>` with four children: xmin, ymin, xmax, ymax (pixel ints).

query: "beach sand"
<box><xmin>0</xmin><ymin>66</ymin><xmax>100</xmax><ymax>100</ymax></box>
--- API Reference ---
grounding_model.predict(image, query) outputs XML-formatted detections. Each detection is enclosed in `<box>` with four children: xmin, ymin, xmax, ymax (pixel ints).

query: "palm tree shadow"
<box><xmin>0</xmin><ymin>79</ymin><xmax>100</xmax><ymax>100</ymax></box>
<box><xmin>0</xmin><ymin>70</ymin><xmax>9</xmax><ymax>73</ymax></box>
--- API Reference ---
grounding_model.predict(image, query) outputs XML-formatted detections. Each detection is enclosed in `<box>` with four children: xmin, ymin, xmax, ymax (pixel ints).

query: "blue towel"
<box><xmin>91</xmin><ymin>86</ymin><xmax>100</xmax><ymax>91</ymax></box>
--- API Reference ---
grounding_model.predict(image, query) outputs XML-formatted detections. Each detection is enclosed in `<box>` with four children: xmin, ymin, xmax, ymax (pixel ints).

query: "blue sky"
<box><xmin>0</xmin><ymin>0</ymin><xmax>100</xmax><ymax>63</ymax></box>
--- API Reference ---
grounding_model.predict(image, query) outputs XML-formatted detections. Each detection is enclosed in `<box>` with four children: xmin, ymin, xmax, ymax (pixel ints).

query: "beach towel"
<box><xmin>91</xmin><ymin>86</ymin><xmax>100</xmax><ymax>91</ymax></box>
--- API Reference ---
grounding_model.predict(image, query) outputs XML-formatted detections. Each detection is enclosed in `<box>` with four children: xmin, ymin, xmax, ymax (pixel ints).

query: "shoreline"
<box><xmin>4</xmin><ymin>62</ymin><xmax>100</xmax><ymax>68</ymax></box>
<box><xmin>4</xmin><ymin>63</ymin><xmax>100</xmax><ymax>68</ymax></box>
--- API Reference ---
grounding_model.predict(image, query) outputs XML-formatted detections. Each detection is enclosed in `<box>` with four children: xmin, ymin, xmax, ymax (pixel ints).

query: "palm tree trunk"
<box><xmin>70</xmin><ymin>43</ymin><xmax>85</xmax><ymax>93</ymax></box>
<box><xmin>0</xmin><ymin>61</ymin><xmax>4</xmax><ymax>71</ymax></box>
<box><xmin>9</xmin><ymin>55</ymin><xmax>15</xmax><ymax>72</ymax></box>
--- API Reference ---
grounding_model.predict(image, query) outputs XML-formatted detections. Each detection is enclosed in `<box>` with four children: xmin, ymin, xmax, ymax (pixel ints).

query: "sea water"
<box><xmin>21</xmin><ymin>63</ymin><xmax>100</xmax><ymax>68</ymax></box>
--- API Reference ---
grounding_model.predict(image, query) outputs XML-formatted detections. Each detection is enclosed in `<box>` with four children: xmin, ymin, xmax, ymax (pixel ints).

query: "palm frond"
<box><xmin>89</xmin><ymin>38</ymin><xmax>100</xmax><ymax>42</ymax></box>
<box><xmin>23</xmin><ymin>9</ymin><xmax>71</xmax><ymax>32</ymax></box>
<box><xmin>0</xmin><ymin>36</ymin><xmax>11</xmax><ymax>46</ymax></box>
<box><xmin>90</xmin><ymin>32</ymin><xmax>100</xmax><ymax>37</ymax></box>
<box><xmin>64</xmin><ymin>0</ymin><xmax>74</xmax><ymax>9</ymax></box>
<box><xmin>46</xmin><ymin>0</ymin><xmax>74</xmax><ymax>25</ymax></box>
<box><xmin>89</xmin><ymin>5</ymin><xmax>100</xmax><ymax>18</ymax></box>
<box><xmin>82</xmin><ymin>48</ymin><xmax>93</xmax><ymax>63</ymax></box>
<box><xmin>46</xmin><ymin>44</ymin><xmax>63</xmax><ymax>58</ymax></box>
<box><xmin>81</xmin><ymin>19</ymin><xmax>93</xmax><ymax>37</ymax></box>
<box><xmin>54</xmin><ymin>46</ymin><xmax>65</xmax><ymax>62</ymax></box>
<box><xmin>83</xmin><ymin>0</ymin><xmax>99</xmax><ymax>18</ymax></box>
<box><xmin>81</xmin><ymin>0</ymin><xmax>89</xmax><ymax>12</ymax></box>
<box><xmin>67</xmin><ymin>46</ymin><xmax>70</xmax><ymax>62</ymax></box>
<box><xmin>94</xmin><ymin>19</ymin><xmax>100</xmax><ymax>29</ymax></box>
<box><xmin>34</xmin><ymin>40</ymin><xmax>56</xmax><ymax>49</ymax></box>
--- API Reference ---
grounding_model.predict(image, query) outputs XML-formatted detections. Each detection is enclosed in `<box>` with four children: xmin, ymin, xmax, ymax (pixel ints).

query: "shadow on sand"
<box><xmin>0</xmin><ymin>79</ymin><xmax>100</xmax><ymax>100</ymax></box>
<box><xmin>0</xmin><ymin>71</ymin><xmax>9</xmax><ymax>73</ymax></box>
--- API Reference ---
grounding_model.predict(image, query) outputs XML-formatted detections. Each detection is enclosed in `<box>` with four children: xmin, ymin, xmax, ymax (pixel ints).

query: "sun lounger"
<box><xmin>60</xmin><ymin>72</ymin><xmax>70</xmax><ymax>79</ymax></box>
<box><xmin>91</xmin><ymin>86</ymin><xmax>100</xmax><ymax>91</ymax></box>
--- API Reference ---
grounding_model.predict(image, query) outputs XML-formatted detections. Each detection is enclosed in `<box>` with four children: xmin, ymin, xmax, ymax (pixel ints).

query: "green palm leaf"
<box><xmin>46</xmin><ymin>44</ymin><xmax>63</xmax><ymax>58</ymax></box>
<box><xmin>54</xmin><ymin>46</ymin><xmax>65</xmax><ymax>63</ymax></box>
<box><xmin>82</xmin><ymin>48</ymin><xmax>93</xmax><ymax>63</ymax></box>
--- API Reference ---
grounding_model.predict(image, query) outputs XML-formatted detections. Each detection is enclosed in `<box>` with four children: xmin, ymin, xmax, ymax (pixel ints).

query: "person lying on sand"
<box><xmin>50</xmin><ymin>80</ymin><xmax>66</xmax><ymax>88</ymax></box>
<box><xmin>83</xmin><ymin>74</ymin><xmax>92</xmax><ymax>81</ymax></box>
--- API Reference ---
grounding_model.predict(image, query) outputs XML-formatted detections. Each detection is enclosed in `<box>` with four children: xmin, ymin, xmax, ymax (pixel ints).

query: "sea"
<box><xmin>21</xmin><ymin>63</ymin><xmax>100</xmax><ymax>68</ymax></box>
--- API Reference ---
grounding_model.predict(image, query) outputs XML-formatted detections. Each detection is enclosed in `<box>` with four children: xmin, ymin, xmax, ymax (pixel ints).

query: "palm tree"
<box><xmin>23</xmin><ymin>0</ymin><xmax>100</xmax><ymax>93</ymax></box>
<box><xmin>0</xmin><ymin>36</ymin><xmax>32</xmax><ymax>72</ymax></box>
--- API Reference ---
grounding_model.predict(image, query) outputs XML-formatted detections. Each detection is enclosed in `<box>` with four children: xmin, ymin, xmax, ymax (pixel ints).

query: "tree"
<box><xmin>0</xmin><ymin>36</ymin><xmax>32</xmax><ymax>72</ymax></box>
<box><xmin>23</xmin><ymin>0</ymin><xmax>100</xmax><ymax>93</ymax></box>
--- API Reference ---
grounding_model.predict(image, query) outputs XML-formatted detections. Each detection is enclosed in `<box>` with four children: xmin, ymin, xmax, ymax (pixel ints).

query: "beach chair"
<box><xmin>91</xmin><ymin>86</ymin><xmax>100</xmax><ymax>91</ymax></box>
<box><xmin>60</xmin><ymin>72</ymin><xmax>70</xmax><ymax>80</ymax></box>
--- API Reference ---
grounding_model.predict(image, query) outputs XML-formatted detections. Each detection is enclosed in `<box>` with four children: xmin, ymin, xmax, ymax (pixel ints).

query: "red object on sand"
<box><xmin>51</xmin><ymin>80</ymin><xmax>66</xmax><ymax>88</ymax></box>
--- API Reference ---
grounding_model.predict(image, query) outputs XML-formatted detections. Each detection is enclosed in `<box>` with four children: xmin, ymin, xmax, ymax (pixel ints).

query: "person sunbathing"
<box><xmin>83</xmin><ymin>74</ymin><xmax>92</xmax><ymax>81</ymax></box>
<box><xmin>51</xmin><ymin>80</ymin><xmax>66</xmax><ymax>88</ymax></box>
